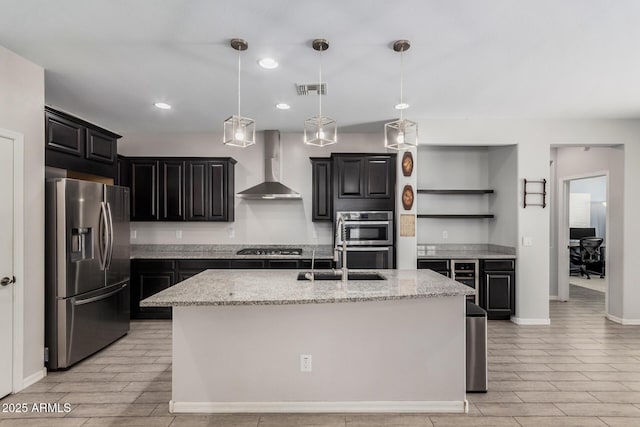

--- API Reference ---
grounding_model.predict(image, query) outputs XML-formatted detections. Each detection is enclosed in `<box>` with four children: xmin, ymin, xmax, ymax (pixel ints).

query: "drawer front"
<box><xmin>417</xmin><ymin>259</ymin><xmax>450</xmax><ymax>271</ymax></box>
<box><xmin>266</xmin><ymin>260</ymin><xmax>300</xmax><ymax>269</ymax></box>
<box><xmin>231</xmin><ymin>260</ymin><xmax>265</xmax><ymax>269</ymax></box>
<box><xmin>482</xmin><ymin>259</ymin><xmax>515</xmax><ymax>271</ymax></box>
<box><xmin>132</xmin><ymin>259</ymin><xmax>175</xmax><ymax>272</ymax></box>
<box><xmin>177</xmin><ymin>259</ymin><xmax>231</xmax><ymax>270</ymax></box>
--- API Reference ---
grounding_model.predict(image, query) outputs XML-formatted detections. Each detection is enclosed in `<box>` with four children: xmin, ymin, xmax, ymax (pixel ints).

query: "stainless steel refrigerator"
<box><xmin>45</xmin><ymin>178</ymin><xmax>130</xmax><ymax>370</ymax></box>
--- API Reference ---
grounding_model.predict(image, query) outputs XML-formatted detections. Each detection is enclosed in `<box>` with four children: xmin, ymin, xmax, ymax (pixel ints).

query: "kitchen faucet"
<box><xmin>334</xmin><ymin>214</ymin><xmax>348</xmax><ymax>282</ymax></box>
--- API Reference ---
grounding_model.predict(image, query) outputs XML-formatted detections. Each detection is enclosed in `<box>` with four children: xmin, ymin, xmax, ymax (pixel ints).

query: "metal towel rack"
<box><xmin>523</xmin><ymin>179</ymin><xmax>547</xmax><ymax>208</ymax></box>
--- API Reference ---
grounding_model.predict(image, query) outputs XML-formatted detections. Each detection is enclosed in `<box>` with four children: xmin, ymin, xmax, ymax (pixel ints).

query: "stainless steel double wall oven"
<box><xmin>335</xmin><ymin>211</ymin><xmax>394</xmax><ymax>269</ymax></box>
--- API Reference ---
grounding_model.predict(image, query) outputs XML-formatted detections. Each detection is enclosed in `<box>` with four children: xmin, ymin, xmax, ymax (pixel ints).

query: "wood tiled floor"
<box><xmin>2</xmin><ymin>285</ymin><xmax>640</xmax><ymax>426</ymax></box>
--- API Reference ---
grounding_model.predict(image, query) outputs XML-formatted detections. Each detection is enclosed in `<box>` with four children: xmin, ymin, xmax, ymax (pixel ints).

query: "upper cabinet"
<box><xmin>127</xmin><ymin>157</ymin><xmax>236</xmax><ymax>222</ymax></box>
<box><xmin>333</xmin><ymin>153</ymin><xmax>396</xmax><ymax>212</ymax></box>
<box><xmin>311</xmin><ymin>153</ymin><xmax>396</xmax><ymax>220</ymax></box>
<box><xmin>310</xmin><ymin>158</ymin><xmax>332</xmax><ymax>221</ymax></box>
<box><xmin>185</xmin><ymin>159</ymin><xmax>235</xmax><ymax>221</ymax></box>
<box><xmin>45</xmin><ymin>107</ymin><xmax>121</xmax><ymax>179</ymax></box>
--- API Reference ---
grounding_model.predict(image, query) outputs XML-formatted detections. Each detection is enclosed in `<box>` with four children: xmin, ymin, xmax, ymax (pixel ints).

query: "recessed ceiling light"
<box><xmin>154</xmin><ymin>102</ymin><xmax>172</xmax><ymax>110</ymax></box>
<box><xmin>275</xmin><ymin>103</ymin><xmax>291</xmax><ymax>110</ymax></box>
<box><xmin>258</xmin><ymin>58</ymin><xmax>279</xmax><ymax>69</ymax></box>
<box><xmin>395</xmin><ymin>103</ymin><xmax>410</xmax><ymax>110</ymax></box>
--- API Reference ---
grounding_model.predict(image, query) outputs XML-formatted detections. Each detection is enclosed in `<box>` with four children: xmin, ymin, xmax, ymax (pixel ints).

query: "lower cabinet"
<box><xmin>131</xmin><ymin>258</ymin><xmax>334</xmax><ymax>319</ymax></box>
<box><xmin>480</xmin><ymin>259</ymin><xmax>516</xmax><ymax>320</ymax></box>
<box><xmin>131</xmin><ymin>260</ymin><xmax>175</xmax><ymax>319</ymax></box>
<box><xmin>417</xmin><ymin>257</ymin><xmax>516</xmax><ymax>320</ymax></box>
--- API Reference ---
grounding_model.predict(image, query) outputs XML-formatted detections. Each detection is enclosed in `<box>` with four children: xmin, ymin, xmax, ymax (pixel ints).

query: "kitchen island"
<box><xmin>141</xmin><ymin>269</ymin><xmax>474</xmax><ymax>414</ymax></box>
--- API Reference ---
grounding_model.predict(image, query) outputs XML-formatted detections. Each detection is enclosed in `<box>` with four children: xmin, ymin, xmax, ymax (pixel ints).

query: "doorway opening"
<box><xmin>567</xmin><ymin>175</ymin><xmax>607</xmax><ymax>302</ymax></box>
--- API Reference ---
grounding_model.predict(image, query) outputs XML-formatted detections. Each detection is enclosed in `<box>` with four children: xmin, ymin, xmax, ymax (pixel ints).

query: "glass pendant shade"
<box><xmin>384</xmin><ymin>118</ymin><xmax>418</xmax><ymax>150</ymax></box>
<box><xmin>223</xmin><ymin>115</ymin><xmax>255</xmax><ymax>148</ymax></box>
<box><xmin>224</xmin><ymin>38</ymin><xmax>255</xmax><ymax>148</ymax></box>
<box><xmin>304</xmin><ymin>115</ymin><xmax>337</xmax><ymax>147</ymax></box>
<box><xmin>385</xmin><ymin>39</ymin><xmax>418</xmax><ymax>150</ymax></box>
<box><xmin>304</xmin><ymin>39</ymin><xmax>337</xmax><ymax>147</ymax></box>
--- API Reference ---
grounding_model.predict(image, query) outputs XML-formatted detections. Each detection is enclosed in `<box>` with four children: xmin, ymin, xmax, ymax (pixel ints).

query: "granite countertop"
<box><xmin>140</xmin><ymin>269</ymin><xmax>474</xmax><ymax>307</ymax></box>
<box><xmin>417</xmin><ymin>244</ymin><xmax>516</xmax><ymax>260</ymax></box>
<box><xmin>131</xmin><ymin>244</ymin><xmax>335</xmax><ymax>260</ymax></box>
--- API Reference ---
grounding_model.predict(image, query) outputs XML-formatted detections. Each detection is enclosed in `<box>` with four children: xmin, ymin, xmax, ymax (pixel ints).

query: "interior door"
<box><xmin>0</xmin><ymin>135</ymin><xmax>14</xmax><ymax>397</ymax></box>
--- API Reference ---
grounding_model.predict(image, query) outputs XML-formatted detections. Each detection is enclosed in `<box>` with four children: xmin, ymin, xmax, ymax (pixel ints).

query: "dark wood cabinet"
<box><xmin>480</xmin><ymin>259</ymin><xmax>516</xmax><ymax>320</ymax></box>
<box><xmin>159</xmin><ymin>160</ymin><xmax>185</xmax><ymax>221</ymax></box>
<box><xmin>86</xmin><ymin>128</ymin><xmax>117</xmax><ymax>164</ymax></box>
<box><xmin>131</xmin><ymin>260</ymin><xmax>175</xmax><ymax>319</ymax></box>
<box><xmin>365</xmin><ymin>157</ymin><xmax>393</xmax><ymax>198</ymax></box>
<box><xmin>116</xmin><ymin>155</ymin><xmax>130</xmax><ymax>187</ymax></box>
<box><xmin>131</xmin><ymin>257</ymin><xmax>334</xmax><ymax>319</ymax></box>
<box><xmin>45</xmin><ymin>107</ymin><xmax>120</xmax><ymax>179</ymax></box>
<box><xmin>310</xmin><ymin>158</ymin><xmax>332</xmax><ymax>221</ymax></box>
<box><xmin>417</xmin><ymin>259</ymin><xmax>451</xmax><ymax>277</ymax></box>
<box><xmin>45</xmin><ymin>110</ymin><xmax>84</xmax><ymax>157</ymax></box>
<box><xmin>130</xmin><ymin>159</ymin><xmax>159</xmax><ymax>221</ymax></box>
<box><xmin>127</xmin><ymin>157</ymin><xmax>235</xmax><ymax>222</ymax></box>
<box><xmin>333</xmin><ymin>153</ymin><xmax>396</xmax><ymax>212</ymax></box>
<box><xmin>185</xmin><ymin>159</ymin><xmax>235</xmax><ymax>221</ymax></box>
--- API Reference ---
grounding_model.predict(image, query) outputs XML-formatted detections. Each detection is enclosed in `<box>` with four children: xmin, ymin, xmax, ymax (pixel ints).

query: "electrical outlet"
<box><xmin>176</xmin><ymin>230</ymin><xmax>182</xmax><ymax>239</ymax></box>
<box><xmin>130</xmin><ymin>230</ymin><xmax>137</xmax><ymax>240</ymax></box>
<box><xmin>442</xmin><ymin>230</ymin><xmax>448</xmax><ymax>240</ymax></box>
<box><xmin>228</xmin><ymin>226</ymin><xmax>235</xmax><ymax>238</ymax></box>
<box><xmin>300</xmin><ymin>354</ymin><xmax>312</xmax><ymax>372</ymax></box>
<box><xmin>522</xmin><ymin>236</ymin><xmax>533</xmax><ymax>247</ymax></box>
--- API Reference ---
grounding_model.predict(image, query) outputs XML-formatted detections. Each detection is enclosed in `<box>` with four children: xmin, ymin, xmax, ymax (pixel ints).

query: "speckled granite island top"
<box><xmin>140</xmin><ymin>269</ymin><xmax>474</xmax><ymax>307</ymax></box>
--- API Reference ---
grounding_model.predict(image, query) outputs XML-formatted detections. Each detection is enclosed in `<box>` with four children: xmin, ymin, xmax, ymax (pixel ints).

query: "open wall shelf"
<box><xmin>417</xmin><ymin>214</ymin><xmax>495</xmax><ymax>219</ymax></box>
<box><xmin>417</xmin><ymin>189</ymin><xmax>494</xmax><ymax>195</ymax></box>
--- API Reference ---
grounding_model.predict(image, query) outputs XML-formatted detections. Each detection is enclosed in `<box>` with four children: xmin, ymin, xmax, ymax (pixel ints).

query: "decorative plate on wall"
<box><xmin>402</xmin><ymin>151</ymin><xmax>414</xmax><ymax>177</ymax></box>
<box><xmin>402</xmin><ymin>184</ymin><xmax>414</xmax><ymax>210</ymax></box>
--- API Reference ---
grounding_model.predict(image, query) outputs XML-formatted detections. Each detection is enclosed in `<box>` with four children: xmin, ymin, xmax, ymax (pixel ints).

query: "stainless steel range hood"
<box><xmin>236</xmin><ymin>130</ymin><xmax>302</xmax><ymax>200</ymax></box>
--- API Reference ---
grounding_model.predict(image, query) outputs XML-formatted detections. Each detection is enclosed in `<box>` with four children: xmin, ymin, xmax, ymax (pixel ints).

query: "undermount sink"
<box><xmin>296</xmin><ymin>271</ymin><xmax>386</xmax><ymax>281</ymax></box>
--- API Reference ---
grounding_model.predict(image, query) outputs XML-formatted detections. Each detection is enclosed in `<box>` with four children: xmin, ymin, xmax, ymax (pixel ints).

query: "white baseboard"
<box><xmin>606</xmin><ymin>314</ymin><xmax>640</xmax><ymax>325</ymax></box>
<box><xmin>170</xmin><ymin>400</ymin><xmax>467</xmax><ymax>414</ymax></box>
<box><xmin>17</xmin><ymin>368</ymin><xmax>46</xmax><ymax>392</ymax></box>
<box><xmin>510</xmin><ymin>316</ymin><xmax>551</xmax><ymax>325</ymax></box>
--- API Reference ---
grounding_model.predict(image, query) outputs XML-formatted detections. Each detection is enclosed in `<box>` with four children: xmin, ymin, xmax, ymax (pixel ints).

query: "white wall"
<box><xmin>120</xmin><ymin>131</ymin><xmax>393</xmax><ymax>245</ymax></box>
<box><xmin>416</xmin><ymin>146</ymin><xmax>490</xmax><ymax>244</ymax></box>
<box><xmin>488</xmin><ymin>145</ymin><xmax>518</xmax><ymax>247</ymax></box>
<box><xmin>0</xmin><ymin>46</ymin><xmax>45</xmax><ymax>382</ymax></box>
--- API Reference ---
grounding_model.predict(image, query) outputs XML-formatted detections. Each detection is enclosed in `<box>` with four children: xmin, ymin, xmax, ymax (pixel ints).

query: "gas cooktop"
<box><xmin>236</xmin><ymin>248</ymin><xmax>303</xmax><ymax>256</ymax></box>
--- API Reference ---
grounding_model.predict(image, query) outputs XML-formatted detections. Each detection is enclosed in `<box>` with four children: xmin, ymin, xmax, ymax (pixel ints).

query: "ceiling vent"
<box><xmin>296</xmin><ymin>83</ymin><xmax>327</xmax><ymax>96</ymax></box>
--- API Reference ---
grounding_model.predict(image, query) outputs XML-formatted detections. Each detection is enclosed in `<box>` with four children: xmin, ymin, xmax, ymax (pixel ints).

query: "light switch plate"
<box><xmin>522</xmin><ymin>236</ymin><xmax>533</xmax><ymax>247</ymax></box>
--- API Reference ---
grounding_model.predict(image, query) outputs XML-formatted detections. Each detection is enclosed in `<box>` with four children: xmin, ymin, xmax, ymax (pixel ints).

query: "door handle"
<box><xmin>1</xmin><ymin>276</ymin><xmax>15</xmax><ymax>286</ymax></box>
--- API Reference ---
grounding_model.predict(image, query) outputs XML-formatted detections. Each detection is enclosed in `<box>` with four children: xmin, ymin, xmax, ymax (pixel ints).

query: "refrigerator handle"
<box><xmin>105</xmin><ymin>202</ymin><xmax>114</xmax><ymax>270</ymax></box>
<box><xmin>98</xmin><ymin>202</ymin><xmax>108</xmax><ymax>270</ymax></box>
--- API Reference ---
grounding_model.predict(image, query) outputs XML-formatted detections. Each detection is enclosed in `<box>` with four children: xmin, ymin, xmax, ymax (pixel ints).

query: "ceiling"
<box><xmin>2</xmin><ymin>0</ymin><xmax>640</xmax><ymax>134</ymax></box>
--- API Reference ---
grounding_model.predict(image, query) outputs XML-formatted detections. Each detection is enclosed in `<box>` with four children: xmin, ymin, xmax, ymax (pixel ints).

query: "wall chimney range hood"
<box><xmin>236</xmin><ymin>130</ymin><xmax>302</xmax><ymax>200</ymax></box>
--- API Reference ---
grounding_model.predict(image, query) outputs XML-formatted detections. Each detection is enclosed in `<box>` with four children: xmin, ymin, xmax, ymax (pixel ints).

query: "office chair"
<box><xmin>570</xmin><ymin>237</ymin><xmax>604</xmax><ymax>279</ymax></box>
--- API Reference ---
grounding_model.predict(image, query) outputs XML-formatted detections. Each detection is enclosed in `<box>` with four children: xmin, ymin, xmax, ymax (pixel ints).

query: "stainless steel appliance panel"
<box><xmin>336</xmin><ymin>211</ymin><xmax>394</xmax><ymax>246</ymax></box>
<box><xmin>57</xmin><ymin>179</ymin><xmax>106</xmax><ymax>298</ymax></box>
<box><xmin>341</xmin><ymin>247</ymin><xmax>394</xmax><ymax>269</ymax></box>
<box><xmin>466</xmin><ymin>302</ymin><xmax>488</xmax><ymax>392</ymax></box>
<box><xmin>105</xmin><ymin>185</ymin><xmax>130</xmax><ymax>287</ymax></box>
<box><xmin>55</xmin><ymin>282</ymin><xmax>129</xmax><ymax>369</ymax></box>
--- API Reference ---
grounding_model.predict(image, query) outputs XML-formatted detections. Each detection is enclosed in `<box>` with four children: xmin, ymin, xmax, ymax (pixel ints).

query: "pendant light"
<box><xmin>304</xmin><ymin>39</ymin><xmax>337</xmax><ymax>147</ymax></box>
<box><xmin>384</xmin><ymin>40</ymin><xmax>418</xmax><ymax>150</ymax></box>
<box><xmin>224</xmin><ymin>38</ymin><xmax>256</xmax><ymax>148</ymax></box>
